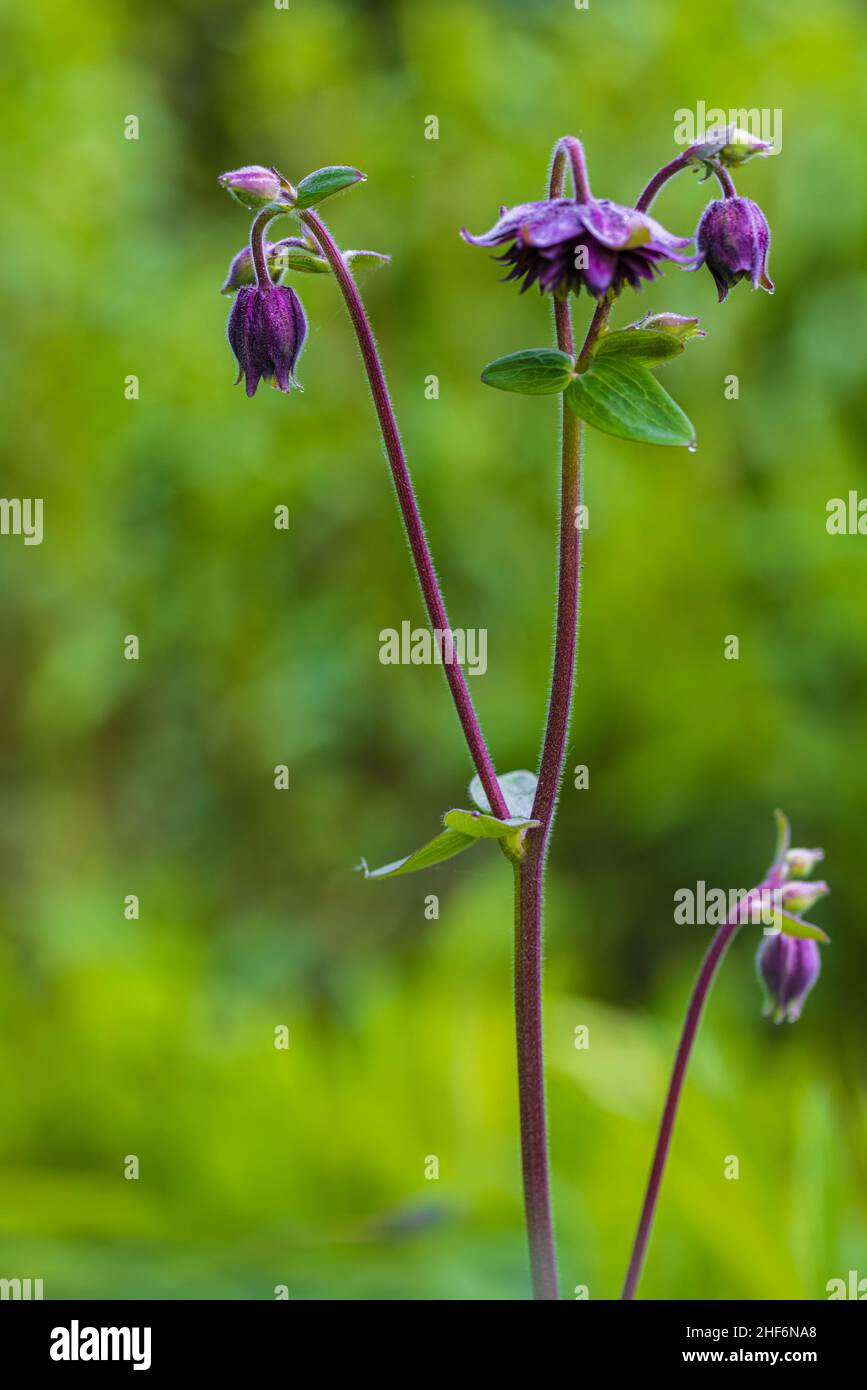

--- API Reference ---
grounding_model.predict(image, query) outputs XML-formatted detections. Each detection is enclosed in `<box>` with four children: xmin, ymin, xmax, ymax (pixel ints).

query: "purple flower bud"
<box><xmin>785</xmin><ymin>847</ymin><xmax>824</xmax><ymax>879</ymax></box>
<box><xmin>227</xmin><ymin>284</ymin><xmax>307</xmax><ymax>397</ymax></box>
<box><xmin>779</xmin><ymin>879</ymin><xmax>829</xmax><ymax>915</ymax></box>
<box><xmin>218</xmin><ymin>165</ymin><xmax>291</xmax><ymax>211</ymax></box>
<box><xmin>693</xmin><ymin>197</ymin><xmax>774</xmax><ymax>302</ymax></box>
<box><xmin>462</xmin><ymin>197</ymin><xmax>692</xmax><ymax>299</ymax></box>
<box><xmin>756</xmin><ymin>934</ymin><xmax>822</xmax><ymax>1023</ymax></box>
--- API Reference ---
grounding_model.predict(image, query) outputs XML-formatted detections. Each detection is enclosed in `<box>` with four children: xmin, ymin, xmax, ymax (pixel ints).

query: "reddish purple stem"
<box><xmin>507</xmin><ymin>137</ymin><xmax>601</xmax><ymax>1301</ymax></box>
<box><xmin>301</xmin><ymin>208</ymin><xmax>510</xmax><ymax>822</ymax></box>
<box><xmin>637</xmin><ymin>151</ymin><xmax>736</xmax><ymax>213</ymax></box>
<box><xmin>621</xmin><ymin>870</ymin><xmax>783</xmax><ymax>1300</ymax></box>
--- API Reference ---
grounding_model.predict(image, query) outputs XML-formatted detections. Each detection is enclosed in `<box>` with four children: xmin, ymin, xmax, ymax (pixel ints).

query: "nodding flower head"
<box><xmin>461</xmin><ymin>197</ymin><xmax>692</xmax><ymax>299</ymax></box>
<box><xmin>227</xmin><ymin>283</ymin><xmax>307</xmax><ymax>397</ymax></box>
<box><xmin>756</xmin><ymin>934</ymin><xmax>822</xmax><ymax>1024</ymax></box>
<box><xmin>694</xmin><ymin>197</ymin><xmax>773</xmax><ymax>302</ymax></box>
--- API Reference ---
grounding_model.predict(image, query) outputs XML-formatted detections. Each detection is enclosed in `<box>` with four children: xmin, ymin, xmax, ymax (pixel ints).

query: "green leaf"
<box><xmin>594</xmin><ymin>329</ymin><xmax>684</xmax><ymax>366</ymax></box>
<box><xmin>469</xmin><ymin>769</ymin><xmax>538</xmax><ymax>820</ymax></box>
<box><xmin>359</xmin><ymin>827</ymin><xmax>476</xmax><ymax>880</ymax></box>
<box><xmin>774</xmin><ymin>909</ymin><xmax>830</xmax><ymax>944</ymax></box>
<box><xmin>481</xmin><ymin>349</ymin><xmax>575</xmax><ymax>396</ymax></box>
<box><xmin>344</xmin><ymin>249</ymin><xmax>390</xmax><ymax>272</ymax></box>
<box><xmin>294</xmin><ymin>166</ymin><xmax>366</xmax><ymax>209</ymax></box>
<box><xmin>271</xmin><ymin>241</ymin><xmax>330</xmax><ymax>275</ymax></box>
<box><xmin>443</xmin><ymin>808</ymin><xmax>539</xmax><ymax>840</ymax></box>
<box><xmin>564</xmin><ymin>358</ymin><xmax>695</xmax><ymax>448</ymax></box>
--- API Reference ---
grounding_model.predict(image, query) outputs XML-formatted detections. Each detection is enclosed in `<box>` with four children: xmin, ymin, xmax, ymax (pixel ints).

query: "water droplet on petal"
<box><xmin>687</xmin><ymin>440</ymin><xmax>697</xmax><ymax>453</ymax></box>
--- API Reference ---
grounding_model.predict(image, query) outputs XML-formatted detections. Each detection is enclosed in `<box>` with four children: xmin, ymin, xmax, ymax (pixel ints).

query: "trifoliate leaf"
<box><xmin>564</xmin><ymin>358</ymin><xmax>695</xmax><ymax>448</ymax></box>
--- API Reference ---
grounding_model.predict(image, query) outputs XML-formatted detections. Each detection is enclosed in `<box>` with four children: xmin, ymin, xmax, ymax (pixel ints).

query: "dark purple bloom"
<box><xmin>461</xmin><ymin>197</ymin><xmax>693</xmax><ymax>299</ymax></box>
<box><xmin>756</xmin><ymin>934</ymin><xmax>821</xmax><ymax>1024</ymax></box>
<box><xmin>693</xmin><ymin>197</ymin><xmax>774</xmax><ymax>302</ymax></box>
<box><xmin>227</xmin><ymin>284</ymin><xmax>307</xmax><ymax>397</ymax></box>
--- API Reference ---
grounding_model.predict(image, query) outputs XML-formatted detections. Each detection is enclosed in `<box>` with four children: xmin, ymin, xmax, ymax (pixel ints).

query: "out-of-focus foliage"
<box><xmin>0</xmin><ymin>0</ymin><xmax>865</xmax><ymax>1299</ymax></box>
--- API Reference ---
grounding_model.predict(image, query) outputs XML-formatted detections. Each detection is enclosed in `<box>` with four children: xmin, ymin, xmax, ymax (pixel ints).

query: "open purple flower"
<box><xmin>756</xmin><ymin>933</ymin><xmax>821</xmax><ymax>1024</ymax></box>
<box><xmin>461</xmin><ymin>197</ymin><xmax>693</xmax><ymax>299</ymax></box>
<box><xmin>227</xmin><ymin>284</ymin><xmax>307</xmax><ymax>397</ymax></box>
<box><xmin>693</xmin><ymin>197</ymin><xmax>774</xmax><ymax>302</ymax></box>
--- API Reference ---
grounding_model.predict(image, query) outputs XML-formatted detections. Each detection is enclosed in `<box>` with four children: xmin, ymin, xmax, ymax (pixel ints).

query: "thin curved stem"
<box><xmin>636</xmin><ymin>151</ymin><xmax>736</xmax><ymax>214</ymax></box>
<box><xmin>636</xmin><ymin>152</ymin><xmax>692</xmax><ymax>213</ymax></box>
<box><xmin>620</xmin><ymin>914</ymin><xmax>742</xmax><ymax>1300</ymax></box>
<box><xmin>301</xmin><ymin>208</ymin><xmax>510</xmax><ymax>821</ymax></box>
<box><xmin>711</xmin><ymin>161</ymin><xmax>738</xmax><ymax>198</ymax></box>
<box><xmin>621</xmin><ymin>867</ymin><xmax>784</xmax><ymax>1300</ymax></box>
<box><xmin>249</xmin><ymin>207</ymin><xmax>276</xmax><ymax>289</ymax></box>
<box><xmin>550</xmin><ymin>135</ymin><xmax>592</xmax><ymax>203</ymax></box>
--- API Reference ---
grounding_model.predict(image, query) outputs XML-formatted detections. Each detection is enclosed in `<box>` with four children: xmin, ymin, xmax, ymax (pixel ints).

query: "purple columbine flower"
<box><xmin>227</xmin><ymin>284</ymin><xmax>307</xmax><ymax>397</ymax></box>
<box><xmin>756</xmin><ymin>933</ymin><xmax>822</xmax><ymax>1024</ymax></box>
<box><xmin>693</xmin><ymin>197</ymin><xmax>774</xmax><ymax>302</ymax></box>
<box><xmin>461</xmin><ymin>197</ymin><xmax>693</xmax><ymax>299</ymax></box>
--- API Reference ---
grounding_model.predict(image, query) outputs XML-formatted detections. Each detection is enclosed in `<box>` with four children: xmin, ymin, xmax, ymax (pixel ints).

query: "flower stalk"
<box><xmin>218</xmin><ymin>124</ymin><xmax>786</xmax><ymax>1301</ymax></box>
<box><xmin>300</xmin><ymin>207</ymin><xmax>510</xmax><ymax>822</ymax></box>
<box><xmin>621</xmin><ymin>823</ymin><xmax>828</xmax><ymax>1300</ymax></box>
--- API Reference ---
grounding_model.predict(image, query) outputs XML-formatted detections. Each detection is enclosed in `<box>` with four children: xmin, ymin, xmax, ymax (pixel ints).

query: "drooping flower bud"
<box><xmin>218</xmin><ymin>165</ymin><xmax>293</xmax><ymax>211</ymax></box>
<box><xmin>227</xmin><ymin>284</ymin><xmax>307</xmax><ymax>396</ymax></box>
<box><xmin>779</xmin><ymin>880</ymin><xmax>830</xmax><ymax>915</ymax></box>
<box><xmin>688</xmin><ymin>125</ymin><xmax>773</xmax><ymax>167</ymax></box>
<box><xmin>626</xmin><ymin>312</ymin><xmax>705</xmax><ymax>342</ymax></box>
<box><xmin>756</xmin><ymin>934</ymin><xmax>822</xmax><ymax>1023</ymax></box>
<box><xmin>693</xmin><ymin>197</ymin><xmax>774</xmax><ymax>302</ymax></box>
<box><xmin>784</xmin><ymin>847</ymin><xmax>825</xmax><ymax>879</ymax></box>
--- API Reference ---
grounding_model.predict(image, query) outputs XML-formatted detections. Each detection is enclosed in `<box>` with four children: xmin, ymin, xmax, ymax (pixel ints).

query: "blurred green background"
<box><xmin>1</xmin><ymin>0</ymin><xmax>865</xmax><ymax>1300</ymax></box>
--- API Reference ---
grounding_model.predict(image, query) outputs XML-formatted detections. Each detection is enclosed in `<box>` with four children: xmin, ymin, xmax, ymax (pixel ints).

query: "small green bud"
<box><xmin>780</xmin><ymin>880</ymin><xmax>829</xmax><ymax>915</ymax></box>
<box><xmin>688</xmin><ymin>126</ymin><xmax>773</xmax><ymax>167</ymax></box>
<box><xmin>627</xmin><ymin>312</ymin><xmax>706</xmax><ymax>342</ymax></box>
<box><xmin>784</xmin><ymin>847</ymin><xmax>825</xmax><ymax>880</ymax></box>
